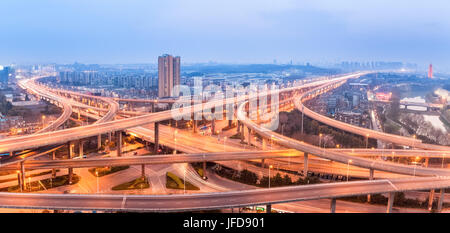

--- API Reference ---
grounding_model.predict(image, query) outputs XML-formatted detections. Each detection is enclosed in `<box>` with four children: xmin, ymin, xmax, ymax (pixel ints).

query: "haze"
<box><xmin>1</xmin><ymin>0</ymin><xmax>449</xmax><ymax>70</ymax></box>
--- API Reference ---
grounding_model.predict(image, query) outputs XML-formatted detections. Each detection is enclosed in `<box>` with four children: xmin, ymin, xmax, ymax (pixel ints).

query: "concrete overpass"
<box><xmin>0</xmin><ymin>176</ymin><xmax>448</xmax><ymax>213</ymax></box>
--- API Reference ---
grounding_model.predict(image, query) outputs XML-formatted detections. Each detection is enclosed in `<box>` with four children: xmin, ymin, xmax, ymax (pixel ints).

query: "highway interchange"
<box><xmin>0</xmin><ymin>71</ymin><xmax>449</xmax><ymax>213</ymax></box>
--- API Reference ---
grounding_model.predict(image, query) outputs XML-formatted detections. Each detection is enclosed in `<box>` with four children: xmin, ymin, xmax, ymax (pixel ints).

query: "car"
<box><xmin>73</xmin><ymin>155</ymin><xmax>87</xmax><ymax>159</ymax></box>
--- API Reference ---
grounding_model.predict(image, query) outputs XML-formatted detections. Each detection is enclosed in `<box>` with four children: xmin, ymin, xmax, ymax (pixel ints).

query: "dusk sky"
<box><xmin>1</xmin><ymin>0</ymin><xmax>450</xmax><ymax>70</ymax></box>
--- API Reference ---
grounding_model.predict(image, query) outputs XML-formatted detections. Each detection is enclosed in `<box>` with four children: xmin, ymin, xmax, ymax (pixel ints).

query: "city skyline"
<box><xmin>0</xmin><ymin>0</ymin><xmax>449</xmax><ymax>217</ymax></box>
<box><xmin>1</xmin><ymin>0</ymin><xmax>450</xmax><ymax>71</ymax></box>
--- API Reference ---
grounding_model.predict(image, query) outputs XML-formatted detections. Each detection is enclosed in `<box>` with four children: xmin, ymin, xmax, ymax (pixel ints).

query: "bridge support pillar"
<box><xmin>211</xmin><ymin>118</ymin><xmax>216</xmax><ymax>135</ymax></box>
<box><xmin>108</xmin><ymin>132</ymin><xmax>112</xmax><ymax>143</ymax></box>
<box><xmin>154</xmin><ymin>122</ymin><xmax>159</xmax><ymax>154</ymax></box>
<box><xmin>141</xmin><ymin>164</ymin><xmax>145</xmax><ymax>178</ymax></box>
<box><xmin>266</xmin><ymin>204</ymin><xmax>272</xmax><ymax>213</ymax></box>
<box><xmin>79</xmin><ymin>140</ymin><xmax>84</xmax><ymax>158</ymax></box>
<box><xmin>116</xmin><ymin>131</ymin><xmax>122</xmax><ymax>157</ymax></box>
<box><xmin>304</xmin><ymin>152</ymin><xmax>309</xmax><ymax>176</ymax></box>
<box><xmin>368</xmin><ymin>168</ymin><xmax>374</xmax><ymax>203</ymax></box>
<box><xmin>203</xmin><ymin>161</ymin><xmax>207</xmax><ymax>179</ymax></box>
<box><xmin>424</xmin><ymin>158</ymin><xmax>429</xmax><ymax>167</ymax></box>
<box><xmin>428</xmin><ymin>189</ymin><xmax>435</xmax><ymax>211</ymax></box>
<box><xmin>262</xmin><ymin>138</ymin><xmax>267</xmax><ymax>150</ymax></box>
<box><xmin>193</xmin><ymin>119</ymin><xmax>198</xmax><ymax>133</ymax></box>
<box><xmin>240</xmin><ymin>124</ymin><xmax>245</xmax><ymax>143</ymax></box>
<box><xmin>330</xmin><ymin>198</ymin><xmax>336</xmax><ymax>213</ymax></box>
<box><xmin>247</xmin><ymin>127</ymin><xmax>252</xmax><ymax>145</ymax></box>
<box><xmin>97</xmin><ymin>134</ymin><xmax>102</xmax><ymax>150</ymax></box>
<box><xmin>17</xmin><ymin>173</ymin><xmax>22</xmax><ymax>192</ymax></box>
<box><xmin>20</xmin><ymin>161</ymin><xmax>25</xmax><ymax>191</ymax></box>
<box><xmin>151</xmin><ymin>103</ymin><xmax>155</xmax><ymax>113</ymax></box>
<box><xmin>437</xmin><ymin>189</ymin><xmax>445</xmax><ymax>213</ymax></box>
<box><xmin>261</xmin><ymin>159</ymin><xmax>265</xmax><ymax>168</ymax></box>
<box><xmin>228</xmin><ymin>119</ymin><xmax>232</xmax><ymax>128</ymax></box>
<box><xmin>52</xmin><ymin>151</ymin><xmax>56</xmax><ymax>179</ymax></box>
<box><xmin>386</xmin><ymin>192</ymin><xmax>395</xmax><ymax>213</ymax></box>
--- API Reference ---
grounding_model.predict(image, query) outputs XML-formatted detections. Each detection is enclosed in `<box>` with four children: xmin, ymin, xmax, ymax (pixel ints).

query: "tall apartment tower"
<box><xmin>158</xmin><ymin>54</ymin><xmax>180</xmax><ymax>98</ymax></box>
<box><xmin>428</xmin><ymin>64</ymin><xmax>433</xmax><ymax>79</ymax></box>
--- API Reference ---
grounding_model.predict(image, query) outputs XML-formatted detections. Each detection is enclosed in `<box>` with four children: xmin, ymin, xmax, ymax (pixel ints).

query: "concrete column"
<box><xmin>193</xmin><ymin>119</ymin><xmax>198</xmax><ymax>133</ymax></box>
<box><xmin>151</xmin><ymin>103</ymin><xmax>155</xmax><ymax>113</ymax></box>
<box><xmin>304</xmin><ymin>152</ymin><xmax>309</xmax><ymax>176</ymax></box>
<box><xmin>330</xmin><ymin>198</ymin><xmax>336</xmax><ymax>213</ymax></box>
<box><xmin>20</xmin><ymin>161</ymin><xmax>25</xmax><ymax>191</ymax></box>
<box><xmin>240</xmin><ymin>124</ymin><xmax>245</xmax><ymax>143</ymax></box>
<box><xmin>17</xmin><ymin>173</ymin><xmax>22</xmax><ymax>192</ymax></box>
<box><xmin>266</xmin><ymin>204</ymin><xmax>272</xmax><ymax>213</ymax></box>
<box><xmin>203</xmin><ymin>161</ymin><xmax>207</xmax><ymax>179</ymax></box>
<box><xmin>368</xmin><ymin>168</ymin><xmax>374</xmax><ymax>203</ymax></box>
<box><xmin>247</xmin><ymin>127</ymin><xmax>252</xmax><ymax>145</ymax></box>
<box><xmin>154</xmin><ymin>122</ymin><xmax>159</xmax><ymax>154</ymax></box>
<box><xmin>52</xmin><ymin>151</ymin><xmax>56</xmax><ymax>179</ymax></box>
<box><xmin>116</xmin><ymin>131</ymin><xmax>122</xmax><ymax>157</ymax></box>
<box><xmin>428</xmin><ymin>189</ymin><xmax>435</xmax><ymax>211</ymax></box>
<box><xmin>212</xmin><ymin>118</ymin><xmax>216</xmax><ymax>135</ymax></box>
<box><xmin>108</xmin><ymin>132</ymin><xmax>112</xmax><ymax>143</ymax></box>
<box><xmin>97</xmin><ymin>134</ymin><xmax>102</xmax><ymax>150</ymax></box>
<box><xmin>261</xmin><ymin>159</ymin><xmax>265</xmax><ymax>168</ymax></box>
<box><xmin>67</xmin><ymin>141</ymin><xmax>74</xmax><ymax>184</ymax></box>
<box><xmin>386</xmin><ymin>192</ymin><xmax>395</xmax><ymax>213</ymax></box>
<box><xmin>141</xmin><ymin>164</ymin><xmax>145</xmax><ymax>178</ymax></box>
<box><xmin>145</xmin><ymin>141</ymin><xmax>150</xmax><ymax>151</ymax></box>
<box><xmin>228</xmin><ymin>119</ymin><xmax>232</xmax><ymax>128</ymax></box>
<box><xmin>262</xmin><ymin>138</ymin><xmax>267</xmax><ymax>150</ymax></box>
<box><xmin>424</xmin><ymin>158</ymin><xmax>429</xmax><ymax>167</ymax></box>
<box><xmin>78</xmin><ymin>140</ymin><xmax>84</xmax><ymax>158</ymax></box>
<box><xmin>437</xmin><ymin>189</ymin><xmax>445</xmax><ymax>213</ymax></box>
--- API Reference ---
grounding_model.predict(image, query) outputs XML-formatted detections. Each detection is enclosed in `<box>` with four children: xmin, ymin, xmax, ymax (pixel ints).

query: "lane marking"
<box><xmin>386</xmin><ymin>180</ymin><xmax>398</xmax><ymax>191</ymax></box>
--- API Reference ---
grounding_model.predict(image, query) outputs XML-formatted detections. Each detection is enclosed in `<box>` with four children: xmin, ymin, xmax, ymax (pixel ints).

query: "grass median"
<box><xmin>112</xmin><ymin>176</ymin><xmax>150</xmax><ymax>190</ymax></box>
<box><xmin>89</xmin><ymin>166</ymin><xmax>130</xmax><ymax>177</ymax></box>
<box><xmin>166</xmin><ymin>172</ymin><xmax>199</xmax><ymax>190</ymax></box>
<box><xmin>0</xmin><ymin>174</ymin><xmax>80</xmax><ymax>193</ymax></box>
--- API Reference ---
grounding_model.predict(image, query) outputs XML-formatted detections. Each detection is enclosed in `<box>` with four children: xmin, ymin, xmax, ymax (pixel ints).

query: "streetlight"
<box><xmin>346</xmin><ymin>160</ymin><xmax>352</xmax><ymax>182</ymax></box>
<box><xmin>223</xmin><ymin>136</ymin><xmax>227</xmax><ymax>152</ymax></box>
<box><xmin>319</xmin><ymin>133</ymin><xmax>323</xmax><ymax>148</ymax></box>
<box><xmin>174</xmin><ymin>138</ymin><xmax>177</xmax><ymax>154</ymax></box>
<box><xmin>183</xmin><ymin>166</ymin><xmax>186</xmax><ymax>195</ymax></box>
<box><xmin>41</xmin><ymin>115</ymin><xmax>46</xmax><ymax>128</ymax></box>
<box><xmin>95</xmin><ymin>171</ymin><xmax>99</xmax><ymax>193</ymax></box>
<box><xmin>365</xmin><ymin>134</ymin><xmax>369</xmax><ymax>149</ymax></box>
<box><xmin>442</xmin><ymin>154</ymin><xmax>446</xmax><ymax>169</ymax></box>
<box><xmin>268</xmin><ymin>165</ymin><xmax>273</xmax><ymax>188</ymax></box>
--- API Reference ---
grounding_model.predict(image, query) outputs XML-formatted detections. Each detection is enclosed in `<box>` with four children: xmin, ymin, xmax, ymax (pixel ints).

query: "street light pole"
<box><xmin>346</xmin><ymin>160</ymin><xmax>352</xmax><ymax>182</ymax></box>
<box><xmin>442</xmin><ymin>154</ymin><xmax>445</xmax><ymax>169</ymax></box>
<box><xmin>183</xmin><ymin>167</ymin><xmax>186</xmax><ymax>194</ymax></box>
<box><xmin>96</xmin><ymin>171</ymin><xmax>99</xmax><ymax>193</ymax></box>
<box><xmin>223</xmin><ymin>136</ymin><xmax>227</xmax><ymax>152</ymax></box>
<box><xmin>365</xmin><ymin>134</ymin><xmax>369</xmax><ymax>149</ymax></box>
<box><xmin>268</xmin><ymin>165</ymin><xmax>273</xmax><ymax>188</ymax></box>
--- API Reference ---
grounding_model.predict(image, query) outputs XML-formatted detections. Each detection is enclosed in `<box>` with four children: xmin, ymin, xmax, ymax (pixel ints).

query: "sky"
<box><xmin>1</xmin><ymin>0</ymin><xmax>450</xmax><ymax>70</ymax></box>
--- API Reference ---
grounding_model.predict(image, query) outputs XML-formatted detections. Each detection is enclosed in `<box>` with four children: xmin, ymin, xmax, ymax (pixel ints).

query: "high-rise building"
<box><xmin>158</xmin><ymin>54</ymin><xmax>180</xmax><ymax>98</ymax></box>
<box><xmin>0</xmin><ymin>66</ymin><xmax>14</xmax><ymax>83</ymax></box>
<box><xmin>428</xmin><ymin>64</ymin><xmax>433</xmax><ymax>79</ymax></box>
